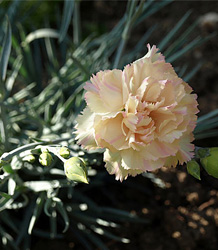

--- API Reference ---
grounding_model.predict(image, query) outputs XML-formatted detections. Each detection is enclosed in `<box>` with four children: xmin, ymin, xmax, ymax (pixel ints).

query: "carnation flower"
<box><xmin>75</xmin><ymin>44</ymin><xmax>199</xmax><ymax>181</ymax></box>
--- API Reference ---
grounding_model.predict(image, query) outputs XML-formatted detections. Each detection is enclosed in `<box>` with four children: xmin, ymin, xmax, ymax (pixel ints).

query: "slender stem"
<box><xmin>0</xmin><ymin>137</ymin><xmax>72</xmax><ymax>162</ymax></box>
<box><xmin>0</xmin><ymin>105</ymin><xmax>9</xmax><ymax>150</ymax></box>
<box><xmin>73</xmin><ymin>0</ymin><xmax>81</xmax><ymax>47</ymax></box>
<box><xmin>46</xmin><ymin>146</ymin><xmax>67</xmax><ymax>163</ymax></box>
<box><xmin>113</xmin><ymin>38</ymin><xmax>127</xmax><ymax>69</ymax></box>
<box><xmin>113</xmin><ymin>0</ymin><xmax>145</xmax><ymax>69</ymax></box>
<box><xmin>0</xmin><ymin>77</ymin><xmax>9</xmax><ymax>150</ymax></box>
<box><xmin>71</xmin><ymin>55</ymin><xmax>90</xmax><ymax>78</ymax></box>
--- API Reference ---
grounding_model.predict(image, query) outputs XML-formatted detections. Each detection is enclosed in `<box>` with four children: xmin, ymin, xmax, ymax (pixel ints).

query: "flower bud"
<box><xmin>39</xmin><ymin>152</ymin><xmax>53</xmax><ymax>167</ymax></box>
<box><xmin>200</xmin><ymin>147</ymin><xmax>218</xmax><ymax>178</ymax></box>
<box><xmin>23</xmin><ymin>154</ymin><xmax>36</xmax><ymax>163</ymax></box>
<box><xmin>187</xmin><ymin>160</ymin><xmax>201</xmax><ymax>180</ymax></box>
<box><xmin>64</xmin><ymin>157</ymin><xmax>88</xmax><ymax>184</ymax></box>
<box><xmin>59</xmin><ymin>147</ymin><xmax>70</xmax><ymax>159</ymax></box>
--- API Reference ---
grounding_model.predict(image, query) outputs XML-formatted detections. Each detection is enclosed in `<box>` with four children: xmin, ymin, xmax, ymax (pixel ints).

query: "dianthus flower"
<box><xmin>75</xmin><ymin>44</ymin><xmax>199</xmax><ymax>181</ymax></box>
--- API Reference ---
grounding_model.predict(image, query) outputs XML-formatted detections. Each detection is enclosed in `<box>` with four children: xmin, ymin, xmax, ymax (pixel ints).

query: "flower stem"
<box><xmin>0</xmin><ymin>137</ymin><xmax>72</xmax><ymax>162</ymax></box>
<box><xmin>73</xmin><ymin>0</ymin><xmax>81</xmax><ymax>47</ymax></box>
<box><xmin>113</xmin><ymin>0</ymin><xmax>145</xmax><ymax>69</ymax></box>
<box><xmin>0</xmin><ymin>105</ymin><xmax>9</xmax><ymax>151</ymax></box>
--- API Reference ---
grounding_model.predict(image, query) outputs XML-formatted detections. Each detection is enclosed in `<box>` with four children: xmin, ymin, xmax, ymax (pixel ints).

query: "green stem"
<box><xmin>71</xmin><ymin>55</ymin><xmax>90</xmax><ymax>78</ymax></box>
<box><xmin>0</xmin><ymin>102</ymin><xmax>9</xmax><ymax>151</ymax></box>
<box><xmin>113</xmin><ymin>38</ymin><xmax>127</xmax><ymax>69</ymax></box>
<box><xmin>73</xmin><ymin>0</ymin><xmax>81</xmax><ymax>47</ymax></box>
<box><xmin>0</xmin><ymin>137</ymin><xmax>72</xmax><ymax>162</ymax></box>
<box><xmin>113</xmin><ymin>0</ymin><xmax>145</xmax><ymax>68</ymax></box>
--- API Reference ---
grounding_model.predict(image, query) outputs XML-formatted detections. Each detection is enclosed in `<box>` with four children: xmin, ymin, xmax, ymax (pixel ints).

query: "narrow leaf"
<box><xmin>0</xmin><ymin>17</ymin><xmax>12</xmax><ymax>81</ymax></box>
<box><xmin>59</xmin><ymin>0</ymin><xmax>74</xmax><ymax>43</ymax></box>
<box><xmin>28</xmin><ymin>193</ymin><xmax>45</xmax><ymax>235</ymax></box>
<box><xmin>158</xmin><ymin>10</ymin><xmax>192</xmax><ymax>51</ymax></box>
<box><xmin>56</xmin><ymin>199</ymin><xmax>70</xmax><ymax>233</ymax></box>
<box><xmin>197</xmin><ymin>109</ymin><xmax>218</xmax><ymax>124</ymax></box>
<box><xmin>22</xmin><ymin>29</ymin><xmax>59</xmax><ymax>46</ymax></box>
<box><xmin>5</xmin><ymin>55</ymin><xmax>22</xmax><ymax>94</ymax></box>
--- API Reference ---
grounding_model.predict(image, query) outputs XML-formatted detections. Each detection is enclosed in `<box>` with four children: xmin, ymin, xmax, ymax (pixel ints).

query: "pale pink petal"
<box><xmin>99</xmin><ymin>70</ymin><xmax>124</xmax><ymax>112</ymax></box>
<box><xmin>123</xmin><ymin>113</ymin><xmax>138</xmax><ymax>132</ymax></box>
<box><xmin>95</xmin><ymin>114</ymin><xmax>128</xmax><ymax>150</ymax></box>
<box><xmin>125</xmin><ymin>95</ymin><xmax>138</xmax><ymax>113</ymax></box>
<box><xmin>85</xmin><ymin>92</ymin><xmax>108</xmax><ymax>113</ymax></box>
<box><xmin>121</xmin><ymin>148</ymin><xmax>165</xmax><ymax>171</ymax></box>
<box><xmin>136</xmin><ymin>77</ymin><xmax>149</xmax><ymax>100</ymax></box>
<box><xmin>143</xmin><ymin>79</ymin><xmax>164</xmax><ymax>102</ymax></box>
<box><xmin>104</xmin><ymin>149</ymin><xmax>143</xmax><ymax>181</ymax></box>
<box><xmin>75</xmin><ymin>107</ymin><xmax>98</xmax><ymax>150</ymax></box>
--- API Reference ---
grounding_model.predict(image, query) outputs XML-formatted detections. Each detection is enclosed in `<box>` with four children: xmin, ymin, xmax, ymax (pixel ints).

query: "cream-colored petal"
<box><xmin>123</xmin><ymin>113</ymin><xmax>138</xmax><ymax>132</ymax></box>
<box><xmin>121</xmin><ymin>148</ymin><xmax>165</xmax><ymax>171</ymax></box>
<box><xmin>99</xmin><ymin>70</ymin><xmax>124</xmax><ymax>112</ymax></box>
<box><xmin>143</xmin><ymin>44</ymin><xmax>165</xmax><ymax>63</ymax></box>
<box><xmin>75</xmin><ymin>107</ymin><xmax>98</xmax><ymax>150</ymax></box>
<box><xmin>91</xmin><ymin>70</ymin><xmax>109</xmax><ymax>88</ymax></box>
<box><xmin>85</xmin><ymin>92</ymin><xmax>108</xmax><ymax>113</ymax></box>
<box><xmin>143</xmin><ymin>79</ymin><xmax>164</xmax><ymax>102</ymax></box>
<box><xmin>125</xmin><ymin>95</ymin><xmax>139</xmax><ymax>113</ymax></box>
<box><xmin>175</xmin><ymin>135</ymin><xmax>195</xmax><ymax>164</ymax></box>
<box><xmin>136</xmin><ymin>77</ymin><xmax>149</xmax><ymax>100</ymax></box>
<box><xmin>95</xmin><ymin>114</ymin><xmax>128</xmax><ymax>150</ymax></box>
<box><xmin>104</xmin><ymin>149</ymin><xmax>143</xmax><ymax>181</ymax></box>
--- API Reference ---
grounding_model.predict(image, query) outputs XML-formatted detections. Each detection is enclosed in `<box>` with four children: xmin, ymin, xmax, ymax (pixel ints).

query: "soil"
<box><xmin>33</xmin><ymin>1</ymin><xmax>218</xmax><ymax>250</ymax></box>
<box><xmin>33</xmin><ymin>167</ymin><xmax>218</xmax><ymax>250</ymax></box>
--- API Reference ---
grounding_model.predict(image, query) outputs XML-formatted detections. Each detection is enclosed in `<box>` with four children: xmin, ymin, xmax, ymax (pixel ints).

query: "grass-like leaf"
<box><xmin>158</xmin><ymin>10</ymin><xmax>192</xmax><ymax>51</ymax></box>
<box><xmin>28</xmin><ymin>193</ymin><xmax>45</xmax><ymax>235</ymax></box>
<box><xmin>22</xmin><ymin>28</ymin><xmax>59</xmax><ymax>46</ymax></box>
<box><xmin>0</xmin><ymin>17</ymin><xmax>12</xmax><ymax>82</ymax></box>
<box><xmin>59</xmin><ymin>0</ymin><xmax>74</xmax><ymax>43</ymax></box>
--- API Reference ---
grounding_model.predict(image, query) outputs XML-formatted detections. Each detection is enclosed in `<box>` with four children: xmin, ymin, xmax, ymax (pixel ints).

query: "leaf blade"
<box><xmin>59</xmin><ymin>0</ymin><xmax>74</xmax><ymax>43</ymax></box>
<box><xmin>0</xmin><ymin>17</ymin><xmax>12</xmax><ymax>82</ymax></box>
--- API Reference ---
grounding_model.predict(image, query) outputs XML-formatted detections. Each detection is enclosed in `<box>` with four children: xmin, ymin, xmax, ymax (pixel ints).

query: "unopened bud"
<box><xmin>59</xmin><ymin>147</ymin><xmax>70</xmax><ymax>159</ymax></box>
<box><xmin>23</xmin><ymin>154</ymin><xmax>36</xmax><ymax>163</ymax></box>
<box><xmin>187</xmin><ymin>160</ymin><xmax>201</xmax><ymax>180</ymax></box>
<box><xmin>200</xmin><ymin>147</ymin><xmax>218</xmax><ymax>178</ymax></box>
<box><xmin>39</xmin><ymin>152</ymin><xmax>53</xmax><ymax>167</ymax></box>
<box><xmin>64</xmin><ymin>157</ymin><xmax>88</xmax><ymax>184</ymax></box>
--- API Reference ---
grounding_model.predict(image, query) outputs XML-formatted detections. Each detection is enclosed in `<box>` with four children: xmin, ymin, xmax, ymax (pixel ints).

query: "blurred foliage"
<box><xmin>0</xmin><ymin>0</ymin><xmax>217</xmax><ymax>249</ymax></box>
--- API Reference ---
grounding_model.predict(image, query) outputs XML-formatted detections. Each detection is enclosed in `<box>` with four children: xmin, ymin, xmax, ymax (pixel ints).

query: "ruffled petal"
<box><xmin>85</xmin><ymin>91</ymin><xmax>108</xmax><ymax>113</ymax></box>
<box><xmin>75</xmin><ymin>107</ymin><xmax>98</xmax><ymax>150</ymax></box>
<box><xmin>99</xmin><ymin>70</ymin><xmax>124</xmax><ymax>112</ymax></box>
<box><xmin>95</xmin><ymin>114</ymin><xmax>128</xmax><ymax>150</ymax></box>
<box><xmin>121</xmin><ymin>148</ymin><xmax>165</xmax><ymax>171</ymax></box>
<box><xmin>104</xmin><ymin>149</ymin><xmax>143</xmax><ymax>181</ymax></box>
